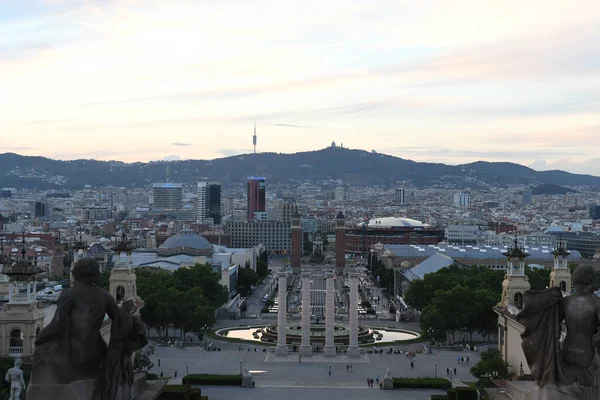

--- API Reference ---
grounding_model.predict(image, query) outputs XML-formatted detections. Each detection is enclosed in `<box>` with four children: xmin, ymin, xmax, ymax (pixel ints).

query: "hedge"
<box><xmin>392</xmin><ymin>378</ymin><xmax>452</xmax><ymax>390</ymax></box>
<box><xmin>182</xmin><ymin>374</ymin><xmax>242</xmax><ymax>386</ymax></box>
<box><xmin>147</xmin><ymin>373</ymin><xmax>159</xmax><ymax>380</ymax></box>
<box><xmin>158</xmin><ymin>385</ymin><xmax>201</xmax><ymax>400</ymax></box>
<box><xmin>446</xmin><ymin>387</ymin><xmax>478</xmax><ymax>400</ymax></box>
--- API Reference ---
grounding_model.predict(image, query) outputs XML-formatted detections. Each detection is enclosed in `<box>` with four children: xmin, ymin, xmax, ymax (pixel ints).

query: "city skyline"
<box><xmin>1</xmin><ymin>1</ymin><xmax>600</xmax><ymax>174</ymax></box>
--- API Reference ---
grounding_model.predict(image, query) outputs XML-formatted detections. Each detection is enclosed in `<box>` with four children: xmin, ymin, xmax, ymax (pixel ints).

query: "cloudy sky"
<box><xmin>1</xmin><ymin>0</ymin><xmax>600</xmax><ymax>175</ymax></box>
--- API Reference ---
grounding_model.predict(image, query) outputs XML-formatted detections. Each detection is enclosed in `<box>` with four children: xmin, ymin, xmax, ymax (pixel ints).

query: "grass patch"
<box><xmin>182</xmin><ymin>374</ymin><xmax>242</xmax><ymax>386</ymax></box>
<box><xmin>392</xmin><ymin>378</ymin><xmax>451</xmax><ymax>390</ymax></box>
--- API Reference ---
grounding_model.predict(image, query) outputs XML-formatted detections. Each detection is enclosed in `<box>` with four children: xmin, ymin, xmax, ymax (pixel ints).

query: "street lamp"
<box><xmin>428</xmin><ymin>327</ymin><xmax>434</xmax><ymax>346</ymax></box>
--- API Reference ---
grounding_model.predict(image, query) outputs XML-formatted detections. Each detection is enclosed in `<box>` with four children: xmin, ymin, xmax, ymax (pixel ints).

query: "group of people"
<box><xmin>457</xmin><ymin>355</ymin><xmax>470</xmax><ymax>364</ymax></box>
<box><xmin>366</xmin><ymin>376</ymin><xmax>380</xmax><ymax>387</ymax></box>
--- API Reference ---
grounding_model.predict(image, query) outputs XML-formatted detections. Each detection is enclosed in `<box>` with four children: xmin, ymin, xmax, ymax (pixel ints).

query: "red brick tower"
<box><xmin>291</xmin><ymin>209</ymin><xmax>302</xmax><ymax>274</ymax></box>
<box><xmin>335</xmin><ymin>211</ymin><xmax>346</xmax><ymax>274</ymax></box>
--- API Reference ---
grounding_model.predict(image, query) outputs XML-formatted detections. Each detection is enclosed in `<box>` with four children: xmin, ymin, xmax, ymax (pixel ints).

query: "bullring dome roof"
<box><xmin>159</xmin><ymin>230</ymin><xmax>212</xmax><ymax>254</ymax></box>
<box><xmin>360</xmin><ymin>217</ymin><xmax>429</xmax><ymax>228</ymax></box>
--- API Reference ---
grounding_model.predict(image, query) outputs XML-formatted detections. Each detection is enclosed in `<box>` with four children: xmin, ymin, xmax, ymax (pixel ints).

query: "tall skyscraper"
<box><xmin>453</xmin><ymin>192</ymin><xmax>470</xmax><ymax>207</ymax></box>
<box><xmin>152</xmin><ymin>183</ymin><xmax>183</xmax><ymax>209</ymax></box>
<box><xmin>522</xmin><ymin>189</ymin><xmax>532</xmax><ymax>205</ymax></box>
<box><xmin>247</xmin><ymin>177</ymin><xmax>266</xmax><ymax>221</ymax></box>
<box><xmin>395</xmin><ymin>188</ymin><xmax>405</xmax><ymax>205</ymax></box>
<box><xmin>197</xmin><ymin>182</ymin><xmax>221</xmax><ymax>224</ymax></box>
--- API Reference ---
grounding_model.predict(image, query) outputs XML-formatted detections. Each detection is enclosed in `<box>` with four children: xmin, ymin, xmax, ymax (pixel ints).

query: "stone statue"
<box><xmin>241</xmin><ymin>365</ymin><xmax>253</xmax><ymax>388</ymax></box>
<box><xmin>384</xmin><ymin>367</ymin><xmax>392</xmax><ymax>379</ymax></box>
<box><xmin>517</xmin><ymin>265</ymin><xmax>600</xmax><ymax>399</ymax></box>
<box><xmin>26</xmin><ymin>258</ymin><xmax>147</xmax><ymax>400</ymax></box>
<box><xmin>5</xmin><ymin>357</ymin><xmax>26</xmax><ymax>400</ymax></box>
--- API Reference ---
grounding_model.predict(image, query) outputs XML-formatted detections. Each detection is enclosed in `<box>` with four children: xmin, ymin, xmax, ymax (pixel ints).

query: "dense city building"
<box><xmin>152</xmin><ymin>183</ymin><xmax>183</xmax><ymax>210</ymax></box>
<box><xmin>246</xmin><ymin>177</ymin><xmax>266</xmax><ymax>221</ymax></box>
<box><xmin>345</xmin><ymin>217</ymin><xmax>443</xmax><ymax>254</ymax></box>
<box><xmin>197</xmin><ymin>181</ymin><xmax>221</xmax><ymax>224</ymax></box>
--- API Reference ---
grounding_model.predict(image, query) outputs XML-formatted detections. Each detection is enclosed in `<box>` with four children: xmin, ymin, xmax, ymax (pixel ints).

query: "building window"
<box><xmin>10</xmin><ymin>329</ymin><xmax>23</xmax><ymax>353</ymax></box>
<box><xmin>513</xmin><ymin>292</ymin><xmax>524</xmax><ymax>309</ymax></box>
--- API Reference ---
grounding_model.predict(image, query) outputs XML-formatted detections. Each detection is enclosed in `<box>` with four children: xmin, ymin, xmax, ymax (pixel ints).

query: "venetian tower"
<box><xmin>0</xmin><ymin>233</ymin><xmax>44</xmax><ymax>358</ymax></box>
<box><xmin>335</xmin><ymin>211</ymin><xmax>346</xmax><ymax>275</ymax></box>
<box><xmin>70</xmin><ymin>233</ymin><xmax>88</xmax><ymax>288</ymax></box>
<box><xmin>291</xmin><ymin>209</ymin><xmax>302</xmax><ymax>274</ymax></box>
<box><xmin>499</xmin><ymin>237</ymin><xmax>530</xmax><ymax>310</ymax></box>
<box><xmin>549</xmin><ymin>240</ymin><xmax>572</xmax><ymax>293</ymax></box>
<box><xmin>109</xmin><ymin>232</ymin><xmax>138</xmax><ymax>307</ymax></box>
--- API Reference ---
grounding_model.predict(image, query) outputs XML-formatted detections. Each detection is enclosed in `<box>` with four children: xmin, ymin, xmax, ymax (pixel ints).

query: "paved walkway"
<box><xmin>199</xmin><ymin>387</ymin><xmax>445</xmax><ymax>400</ymax></box>
<box><xmin>151</xmin><ymin>344</ymin><xmax>479</xmax><ymax>388</ymax></box>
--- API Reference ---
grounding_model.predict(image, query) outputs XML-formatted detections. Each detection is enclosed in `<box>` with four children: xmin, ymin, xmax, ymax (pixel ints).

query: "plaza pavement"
<box><xmin>199</xmin><ymin>387</ymin><xmax>446</xmax><ymax>400</ymax></box>
<box><xmin>150</xmin><ymin>342</ymin><xmax>480</xmax><ymax>387</ymax></box>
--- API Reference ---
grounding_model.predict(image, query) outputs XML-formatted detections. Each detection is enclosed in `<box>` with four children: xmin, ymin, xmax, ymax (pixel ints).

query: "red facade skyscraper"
<box><xmin>247</xmin><ymin>177</ymin><xmax>266</xmax><ymax>220</ymax></box>
<box><xmin>291</xmin><ymin>209</ymin><xmax>302</xmax><ymax>274</ymax></box>
<box><xmin>335</xmin><ymin>211</ymin><xmax>346</xmax><ymax>274</ymax></box>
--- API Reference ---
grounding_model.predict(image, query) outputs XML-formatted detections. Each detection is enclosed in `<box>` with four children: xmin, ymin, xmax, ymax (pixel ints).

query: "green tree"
<box><xmin>470</xmin><ymin>349</ymin><xmax>510</xmax><ymax>380</ymax></box>
<box><xmin>256</xmin><ymin>260</ymin><xmax>268</xmax><ymax>278</ymax></box>
<box><xmin>525</xmin><ymin>265</ymin><xmax>551</xmax><ymax>291</ymax></box>
<box><xmin>98</xmin><ymin>270</ymin><xmax>111</xmax><ymax>291</ymax></box>
<box><xmin>237</xmin><ymin>267</ymin><xmax>259</xmax><ymax>297</ymax></box>
<box><xmin>172</xmin><ymin>264</ymin><xmax>228</xmax><ymax>308</ymax></box>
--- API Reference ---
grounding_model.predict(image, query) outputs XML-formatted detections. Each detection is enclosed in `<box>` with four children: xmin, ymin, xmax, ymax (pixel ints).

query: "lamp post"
<box><xmin>428</xmin><ymin>327</ymin><xmax>434</xmax><ymax>346</ymax></box>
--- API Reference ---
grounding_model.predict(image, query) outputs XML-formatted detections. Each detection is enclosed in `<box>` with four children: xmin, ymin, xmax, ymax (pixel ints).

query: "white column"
<box><xmin>275</xmin><ymin>272</ymin><xmax>288</xmax><ymax>356</ymax></box>
<box><xmin>347</xmin><ymin>272</ymin><xmax>360</xmax><ymax>357</ymax></box>
<box><xmin>300</xmin><ymin>272</ymin><xmax>312</xmax><ymax>356</ymax></box>
<box><xmin>323</xmin><ymin>272</ymin><xmax>336</xmax><ymax>356</ymax></box>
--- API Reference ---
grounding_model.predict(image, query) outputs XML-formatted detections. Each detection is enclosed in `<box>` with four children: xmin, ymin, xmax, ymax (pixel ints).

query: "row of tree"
<box><xmin>404</xmin><ymin>264</ymin><xmax>565</xmax><ymax>344</ymax></box>
<box><xmin>135</xmin><ymin>264</ymin><xmax>228</xmax><ymax>342</ymax></box>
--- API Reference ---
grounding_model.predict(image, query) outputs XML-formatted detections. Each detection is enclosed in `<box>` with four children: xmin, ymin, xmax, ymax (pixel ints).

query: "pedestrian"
<box><xmin>299</xmin><ymin>355</ymin><xmax>302</xmax><ymax>363</ymax></box>
<box><xmin>466</xmin><ymin>356</ymin><xmax>470</xmax><ymax>364</ymax></box>
<box><xmin>350</xmin><ymin>363</ymin><xmax>353</xmax><ymax>371</ymax></box>
<box><xmin>375</xmin><ymin>376</ymin><xmax>379</xmax><ymax>385</ymax></box>
<box><xmin>160</xmin><ymin>371</ymin><xmax>163</xmax><ymax>378</ymax></box>
<box><xmin>410</xmin><ymin>361</ymin><xmax>414</xmax><ymax>369</ymax></box>
<box><xmin>454</xmin><ymin>368</ymin><xmax>457</xmax><ymax>375</ymax></box>
<box><xmin>366</xmin><ymin>378</ymin><xmax>370</xmax><ymax>387</ymax></box>
<box><xmin>346</xmin><ymin>363</ymin><xmax>349</xmax><ymax>371</ymax></box>
<box><xmin>446</xmin><ymin>368</ymin><xmax>449</xmax><ymax>375</ymax></box>
<box><xmin>461</xmin><ymin>356</ymin><xmax>464</xmax><ymax>364</ymax></box>
<box><xmin>328</xmin><ymin>363</ymin><xmax>332</xmax><ymax>376</ymax></box>
<box><xmin>174</xmin><ymin>370</ymin><xmax>178</xmax><ymax>378</ymax></box>
<box><xmin>158</xmin><ymin>358</ymin><xmax>161</xmax><ymax>367</ymax></box>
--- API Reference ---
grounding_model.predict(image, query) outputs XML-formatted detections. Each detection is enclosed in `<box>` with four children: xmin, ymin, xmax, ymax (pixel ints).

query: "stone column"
<box><xmin>275</xmin><ymin>272</ymin><xmax>288</xmax><ymax>355</ymax></box>
<box><xmin>323</xmin><ymin>272</ymin><xmax>336</xmax><ymax>356</ymax></box>
<box><xmin>300</xmin><ymin>272</ymin><xmax>312</xmax><ymax>356</ymax></box>
<box><xmin>347</xmin><ymin>271</ymin><xmax>360</xmax><ymax>357</ymax></box>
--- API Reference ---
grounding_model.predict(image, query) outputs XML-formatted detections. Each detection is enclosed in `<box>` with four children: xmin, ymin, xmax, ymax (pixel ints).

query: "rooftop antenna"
<box><xmin>166</xmin><ymin>163</ymin><xmax>170</xmax><ymax>183</ymax></box>
<box><xmin>253</xmin><ymin>119</ymin><xmax>257</xmax><ymax>154</ymax></box>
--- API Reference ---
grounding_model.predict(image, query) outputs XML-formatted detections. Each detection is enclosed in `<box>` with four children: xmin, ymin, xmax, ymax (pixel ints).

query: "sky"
<box><xmin>1</xmin><ymin>0</ymin><xmax>600</xmax><ymax>175</ymax></box>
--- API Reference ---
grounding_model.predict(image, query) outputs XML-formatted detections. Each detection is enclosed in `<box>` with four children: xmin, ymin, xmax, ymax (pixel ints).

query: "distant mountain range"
<box><xmin>1</xmin><ymin>147</ymin><xmax>599</xmax><ymax>189</ymax></box>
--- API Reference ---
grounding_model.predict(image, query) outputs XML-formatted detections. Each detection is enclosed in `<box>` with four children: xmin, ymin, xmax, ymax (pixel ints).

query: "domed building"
<box><xmin>345</xmin><ymin>216</ymin><xmax>443</xmax><ymax>254</ymax></box>
<box><xmin>157</xmin><ymin>229</ymin><xmax>213</xmax><ymax>257</ymax></box>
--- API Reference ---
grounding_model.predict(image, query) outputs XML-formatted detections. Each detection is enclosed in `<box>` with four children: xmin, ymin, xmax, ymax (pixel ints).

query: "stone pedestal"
<box><xmin>347</xmin><ymin>272</ymin><xmax>360</xmax><ymax>357</ymax></box>
<box><xmin>242</xmin><ymin>372</ymin><xmax>254</xmax><ymax>388</ymax></box>
<box><xmin>299</xmin><ymin>272</ymin><xmax>312</xmax><ymax>356</ymax></box>
<box><xmin>382</xmin><ymin>376</ymin><xmax>393</xmax><ymax>390</ymax></box>
<box><xmin>323</xmin><ymin>272</ymin><xmax>336</xmax><ymax>356</ymax></box>
<box><xmin>275</xmin><ymin>272</ymin><xmax>288</xmax><ymax>356</ymax></box>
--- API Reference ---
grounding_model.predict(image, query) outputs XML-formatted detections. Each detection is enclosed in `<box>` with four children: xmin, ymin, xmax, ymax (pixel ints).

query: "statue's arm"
<box><xmin>35</xmin><ymin>290</ymin><xmax>72</xmax><ymax>345</ymax></box>
<box><xmin>19</xmin><ymin>371</ymin><xmax>25</xmax><ymax>387</ymax></box>
<box><xmin>4</xmin><ymin>371</ymin><xmax>8</xmax><ymax>382</ymax></box>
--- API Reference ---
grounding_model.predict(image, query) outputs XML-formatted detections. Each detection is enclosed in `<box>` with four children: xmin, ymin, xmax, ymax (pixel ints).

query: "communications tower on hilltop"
<box><xmin>253</xmin><ymin>120</ymin><xmax>257</xmax><ymax>154</ymax></box>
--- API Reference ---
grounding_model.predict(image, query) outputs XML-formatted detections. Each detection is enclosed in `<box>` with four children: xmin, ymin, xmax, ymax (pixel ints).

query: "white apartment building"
<box><xmin>445</xmin><ymin>225</ymin><xmax>481</xmax><ymax>245</ymax></box>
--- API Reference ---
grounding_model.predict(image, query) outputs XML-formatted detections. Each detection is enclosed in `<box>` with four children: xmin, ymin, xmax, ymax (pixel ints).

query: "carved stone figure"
<box><xmin>382</xmin><ymin>367</ymin><xmax>393</xmax><ymax>390</ymax></box>
<box><xmin>517</xmin><ymin>265</ymin><xmax>600</xmax><ymax>399</ymax></box>
<box><xmin>26</xmin><ymin>258</ymin><xmax>147</xmax><ymax>400</ymax></box>
<box><xmin>5</xmin><ymin>357</ymin><xmax>26</xmax><ymax>400</ymax></box>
